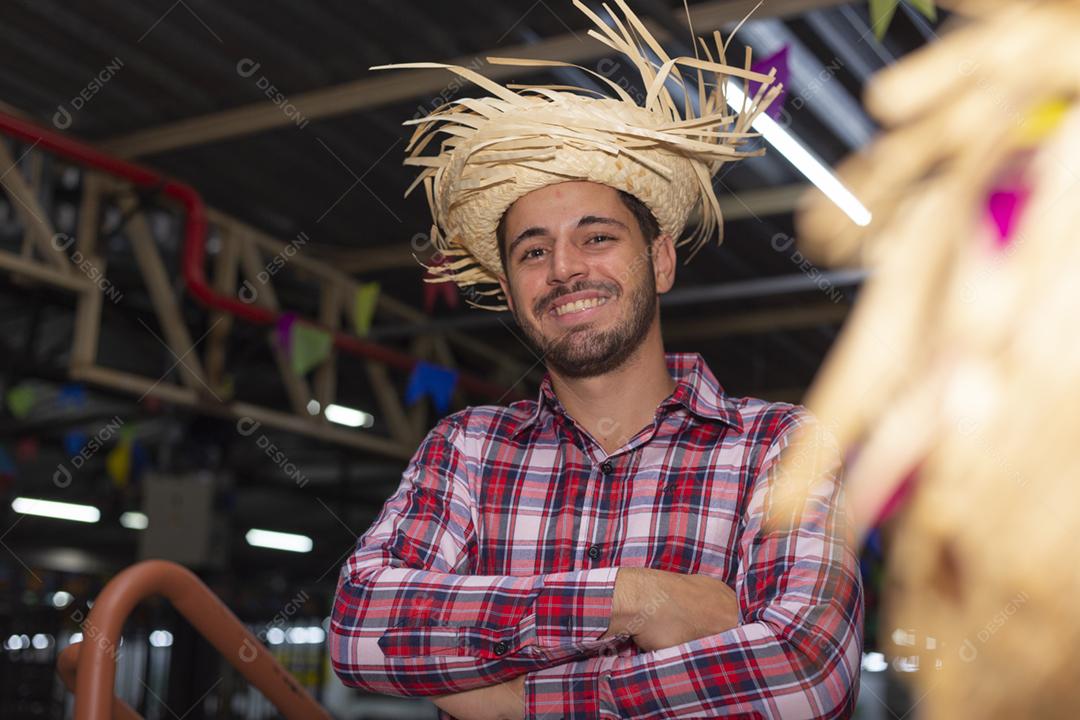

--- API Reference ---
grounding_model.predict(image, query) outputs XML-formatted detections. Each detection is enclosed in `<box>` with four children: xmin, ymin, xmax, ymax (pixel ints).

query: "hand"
<box><xmin>604</xmin><ymin>568</ymin><xmax>739</xmax><ymax>652</ymax></box>
<box><xmin>431</xmin><ymin>673</ymin><xmax>526</xmax><ymax>720</ymax></box>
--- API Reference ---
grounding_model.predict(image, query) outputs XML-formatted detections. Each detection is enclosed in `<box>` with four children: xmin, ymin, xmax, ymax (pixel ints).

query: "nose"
<box><xmin>547</xmin><ymin>237</ymin><xmax>588</xmax><ymax>287</ymax></box>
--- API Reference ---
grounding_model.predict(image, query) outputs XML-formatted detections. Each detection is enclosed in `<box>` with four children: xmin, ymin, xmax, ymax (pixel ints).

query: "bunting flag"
<box><xmin>106</xmin><ymin>436</ymin><xmax>133</xmax><ymax>489</ymax></box>
<box><xmin>404</xmin><ymin>361</ymin><xmax>459</xmax><ymax>414</ymax></box>
<box><xmin>289</xmin><ymin>323</ymin><xmax>333</xmax><ymax>376</ymax></box>
<box><xmin>0</xmin><ymin>445</ymin><xmax>15</xmax><ymax>478</ymax></box>
<box><xmin>986</xmin><ymin>185</ymin><xmax>1030</xmax><ymax>250</ymax></box>
<box><xmin>1015</xmin><ymin>98</ymin><xmax>1069</xmax><ymax>148</ymax></box>
<box><xmin>5</xmin><ymin>384</ymin><xmax>36</xmax><ymax>419</ymax></box>
<box><xmin>62</xmin><ymin>431</ymin><xmax>87</xmax><ymax>457</ymax></box>
<box><xmin>15</xmin><ymin>436</ymin><xmax>38</xmax><ymax>462</ymax></box>
<box><xmin>750</xmin><ymin>45</ymin><xmax>790</xmax><ymax>120</ymax></box>
<box><xmin>58</xmin><ymin>383</ymin><xmax>87</xmax><ymax>409</ymax></box>
<box><xmin>275</xmin><ymin>312</ymin><xmax>298</xmax><ymax>354</ymax></box>
<box><xmin>353</xmin><ymin>282</ymin><xmax>380</xmax><ymax>337</ymax></box>
<box><xmin>422</xmin><ymin>255</ymin><xmax>460</xmax><ymax>314</ymax></box>
<box><xmin>859</xmin><ymin>527</ymin><xmax>886</xmax><ymax>648</ymax></box>
<box><xmin>870</xmin><ymin>0</ymin><xmax>936</xmax><ymax>39</ymax></box>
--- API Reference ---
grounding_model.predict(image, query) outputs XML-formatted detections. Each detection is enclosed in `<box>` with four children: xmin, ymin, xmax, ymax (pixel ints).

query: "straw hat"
<box><xmin>373</xmin><ymin>0</ymin><xmax>781</xmax><ymax>311</ymax></box>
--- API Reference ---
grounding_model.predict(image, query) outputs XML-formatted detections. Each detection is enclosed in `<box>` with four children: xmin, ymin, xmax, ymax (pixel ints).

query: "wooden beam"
<box><xmin>314</xmin><ymin>281</ymin><xmax>342</xmax><ymax>417</ymax></box>
<box><xmin>101</xmin><ymin>0</ymin><xmax>845</xmax><ymax>158</ymax></box>
<box><xmin>663</xmin><ymin>302</ymin><xmax>849</xmax><ymax>341</ymax></box>
<box><xmin>406</xmin><ymin>334</ymin><xmax>433</xmax><ymax>441</ymax></box>
<box><xmin>70</xmin><ymin>281</ymin><xmax>104</xmax><ymax>371</ymax></box>
<box><xmin>363</xmin><ymin>361</ymin><xmax>416</xmax><ymax>448</ymax></box>
<box><xmin>305</xmin><ymin>183</ymin><xmax>811</xmax><ymax>276</ymax></box>
<box><xmin>72</xmin><ymin>365</ymin><xmax>413</xmax><ymax>459</ymax></box>
<box><xmin>207</xmin><ymin>207</ymin><xmax>539</xmax><ymax>385</ymax></box>
<box><xmin>0</xmin><ymin>141</ymin><xmax>70</xmax><ymax>273</ymax></box>
<box><xmin>0</xmin><ymin>250</ymin><xmax>90</xmax><ymax>291</ymax></box>
<box><xmin>236</xmin><ymin>231</ymin><xmax>315</xmax><ymax>416</ymax></box>
<box><xmin>122</xmin><ymin>195</ymin><xmax>209</xmax><ymax>391</ymax></box>
<box><xmin>206</xmin><ymin>223</ymin><xmax>241</xmax><ymax>390</ymax></box>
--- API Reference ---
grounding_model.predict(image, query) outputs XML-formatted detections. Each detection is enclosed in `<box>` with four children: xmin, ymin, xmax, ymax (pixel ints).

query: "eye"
<box><xmin>587</xmin><ymin>234</ymin><xmax>615</xmax><ymax>244</ymax></box>
<box><xmin>520</xmin><ymin>247</ymin><xmax>545</xmax><ymax>262</ymax></box>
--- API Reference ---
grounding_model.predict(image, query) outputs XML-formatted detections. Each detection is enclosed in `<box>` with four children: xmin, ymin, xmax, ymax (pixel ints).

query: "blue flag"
<box><xmin>404</xmin><ymin>361</ymin><xmax>458</xmax><ymax>415</ymax></box>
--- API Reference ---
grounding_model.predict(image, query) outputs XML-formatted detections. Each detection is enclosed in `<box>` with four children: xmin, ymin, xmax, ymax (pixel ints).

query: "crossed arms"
<box><xmin>329</xmin><ymin>411</ymin><xmax>863</xmax><ymax>719</ymax></box>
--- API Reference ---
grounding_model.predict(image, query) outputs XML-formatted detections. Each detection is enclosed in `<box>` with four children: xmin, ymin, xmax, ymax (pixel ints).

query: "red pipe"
<box><xmin>0</xmin><ymin>112</ymin><xmax>521</xmax><ymax>401</ymax></box>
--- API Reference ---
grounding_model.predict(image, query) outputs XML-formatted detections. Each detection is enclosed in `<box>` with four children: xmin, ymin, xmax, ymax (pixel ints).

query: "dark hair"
<box><xmin>496</xmin><ymin>188</ymin><xmax>660</xmax><ymax>274</ymax></box>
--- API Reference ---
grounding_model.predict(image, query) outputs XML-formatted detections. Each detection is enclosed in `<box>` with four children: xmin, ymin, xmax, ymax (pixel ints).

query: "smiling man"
<box><xmin>330</xmin><ymin>3</ymin><xmax>862</xmax><ymax>719</ymax></box>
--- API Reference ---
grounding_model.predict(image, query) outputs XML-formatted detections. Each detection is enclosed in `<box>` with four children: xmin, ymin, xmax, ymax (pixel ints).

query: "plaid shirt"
<box><xmin>330</xmin><ymin>352</ymin><xmax>862</xmax><ymax>719</ymax></box>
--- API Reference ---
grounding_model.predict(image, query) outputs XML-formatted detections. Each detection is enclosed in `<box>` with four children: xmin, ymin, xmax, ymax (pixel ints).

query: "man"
<box><xmin>331</xmin><ymin>3</ymin><xmax>862</xmax><ymax>718</ymax></box>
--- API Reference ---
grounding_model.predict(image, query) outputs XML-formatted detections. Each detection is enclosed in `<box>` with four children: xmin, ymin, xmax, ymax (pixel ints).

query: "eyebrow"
<box><xmin>507</xmin><ymin>215</ymin><xmax>630</xmax><ymax>258</ymax></box>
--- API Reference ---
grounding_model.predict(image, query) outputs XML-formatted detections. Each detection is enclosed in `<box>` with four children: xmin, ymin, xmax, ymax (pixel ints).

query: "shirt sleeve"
<box><xmin>523</xmin><ymin>407</ymin><xmax>864</xmax><ymax>719</ymax></box>
<box><xmin>329</xmin><ymin>415</ymin><xmax>621</xmax><ymax>697</ymax></box>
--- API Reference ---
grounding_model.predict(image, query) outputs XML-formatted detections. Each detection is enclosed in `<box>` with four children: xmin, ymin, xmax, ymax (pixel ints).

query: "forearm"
<box><xmin>526</xmin><ymin>607</ymin><xmax>862</xmax><ymax>720</ymax></box>
<box><xmin>330</xmin><ymin>563</ymin><xmax>620</xmax><ymax>696</ymax></box>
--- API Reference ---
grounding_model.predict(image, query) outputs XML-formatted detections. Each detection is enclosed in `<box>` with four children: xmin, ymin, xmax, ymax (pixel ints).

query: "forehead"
<box><xmin>504</xmin><ymin>181</ymin><xmax>625</xmax><ymax>226</ymax></box>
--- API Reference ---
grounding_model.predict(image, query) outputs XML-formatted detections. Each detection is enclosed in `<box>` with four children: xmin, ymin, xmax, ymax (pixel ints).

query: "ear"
<box><xmin>497</xmin><ymin>273</ymin><xmax>515</xmax><ymax>313</ymax></box>
<box><xmin>652</xmin><ymin>233</ymin><xmax>677</xmax><ymax>294</ymax></box>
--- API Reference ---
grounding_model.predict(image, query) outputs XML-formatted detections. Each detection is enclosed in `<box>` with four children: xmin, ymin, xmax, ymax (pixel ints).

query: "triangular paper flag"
<box><xmin>1016</xmin><ymin>98</ymin><xmax>1069</xmax><ymax>147</ymax></box>
<box><xmin>63</xmin><ymin>431</ymin><xmax>87</xmax><ymax>457</ymax></box>
<box><xmin>987</xmin><ymin>186</ymin><xmax>1031</xmax><ymax>250</ymax></box>
<box><xmin>58</xmin><ymin>383</ymin><xmax>87</xmax><ymax>408</ymax></box>
<box><xmin>353</xmin><ymin>282</ymin><xmax>380</xmax><ymax>337</ymax></box>
<box><xmin>870</xmin><ymin>0</ymin><xmax>900</xmax><ymax>39</ymax></box>
<box><xmin>106</xmin><ymin>438</ymin><xmax>133</xmax><ymax>489</ymax></box>
<box><xmin>907</xmin><ymin>0</ymin><xmax>937</xmax><ymax>21</ymax></box>
<box><xmin>5</xmin><ymin>384</ymin><xmax>36</xmax><ymax>419</ymax></box>
<box><xmin>422</xmin><ymin>255</ymin><xmax>460</xmax><ymax>314</ymax></box>
<box><xmin>404</xmin><ymin>361</ymin><xmax>459</xmax><ymax>414</ymax></box>
<box><xmin>0</xmin><ymin>446</ymin><xmax>15</xmax><ymax>477</ymax></box>
<box><xmin>290</xmin><ymin>323</ymin><xmax>332</xmax><ymax>376</ymax></box>
<box><xmin>275</xmin><ymin>312</ymin><xmax>298</xmax><ymax>354</ymax></box>
<box><xmin>750</xmin><ymin>45</ymin><xmax>790</xmax><ymax>120</ymax></box>
<box><xmin>15</xmin><ymin>436</ymin><xmax>38</xmax><ymax>462</ymax></box>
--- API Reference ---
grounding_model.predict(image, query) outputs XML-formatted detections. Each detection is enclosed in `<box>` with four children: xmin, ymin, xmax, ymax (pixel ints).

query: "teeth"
<box><xmin>554</xmin><ymin>297</ymin><xmax>608</xmax><ymax>316</ymax></box>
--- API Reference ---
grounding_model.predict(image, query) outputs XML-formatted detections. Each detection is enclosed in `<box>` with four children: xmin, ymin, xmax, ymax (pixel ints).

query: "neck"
<box><xmin>548</xmin><ymin>323</ymin><xmax>675</xmax><ymax>455</ymax></box>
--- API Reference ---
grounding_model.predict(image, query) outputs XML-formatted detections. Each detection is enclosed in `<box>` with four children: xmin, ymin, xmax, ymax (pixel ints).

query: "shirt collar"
<box><xmin>510</xmin><ymin>352</ymin><xmax>744</xmax><ymax>437</ymax></box>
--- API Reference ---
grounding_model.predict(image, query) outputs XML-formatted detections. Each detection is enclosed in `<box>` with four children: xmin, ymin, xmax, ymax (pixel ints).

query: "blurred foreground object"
<box><xmin>774</xmin><ymin>1</ymin><xmax>1080</xmax><ymax>717</ymax></box>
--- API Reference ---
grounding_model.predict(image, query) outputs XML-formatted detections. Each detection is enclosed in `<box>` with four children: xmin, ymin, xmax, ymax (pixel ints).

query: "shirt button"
<box><xmin>493</xmin><ymin>641</ymin><xmax>509</xmax><ymax>655</ymax></box>
<box><xmin>586</xmin><ymin>544</ymin><xmax>602</xmax><ymax>560</ymax></box>
<box><xmin>600</xmin><ymin>461</ymin><xmax>614</xmax><ymax>474</ymax></box>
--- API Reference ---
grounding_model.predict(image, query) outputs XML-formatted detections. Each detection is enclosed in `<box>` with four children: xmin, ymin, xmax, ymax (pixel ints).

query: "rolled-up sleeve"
<box><xmin>329</xmin><ymin>416</ymin><xmax>621</xmax><ymax>697</ymax></box>
<box><xmin>523</xmin><ymin>407</ymin><xmax>864</xmax><ymax>719</ymax></box>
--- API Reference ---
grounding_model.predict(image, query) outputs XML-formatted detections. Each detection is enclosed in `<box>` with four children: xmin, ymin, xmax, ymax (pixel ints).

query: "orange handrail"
<box><xmin>57</xmin><ymin>644</ymin><xmax>142</xmax><ymax>720</ymax></box>
<box><xmin>57</xmin><ymin>559</ymin><xmax>331</xmax><ymax>720</ymax></box>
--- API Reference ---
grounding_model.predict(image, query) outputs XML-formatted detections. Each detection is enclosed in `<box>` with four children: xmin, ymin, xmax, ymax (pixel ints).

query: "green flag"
<box><xmin>871</xmin><ymin>0</ymin><xmax>937</xmax><ymax>39</ymax></box>
<box><xmin>907</xmin><ymin>0</ymin><xmax>937</xmax><ymax>21</ymax></box>
<box><xmin>5</xmin><ymin>384</ymin><xmax>35</xmax><ymax>419</ymax></box>
<box><xmin>353</xmin><ymin>282</ymin><xmax>380</xmax><ymax>337</ymax></box>
<box><xmin>869</xmin><ymin>0</ymin><xmax>899</xmax><ymax>39</ymax></box>
<box><xmin>290</xmin><ymin>324</ymin><xmax>332</xmax><ymax>376</ymax></box>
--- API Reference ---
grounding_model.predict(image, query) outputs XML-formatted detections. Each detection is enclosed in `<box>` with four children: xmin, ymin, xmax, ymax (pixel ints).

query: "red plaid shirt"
<box><xmin>330</xmin><ymin>352</ymin><xmax>862</xmax><ymax>718</ymax></box>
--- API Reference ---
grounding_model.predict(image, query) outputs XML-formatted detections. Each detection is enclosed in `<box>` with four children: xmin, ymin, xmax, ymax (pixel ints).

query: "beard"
<box><xmin>510</xmin><ymin>254</ymin><xmax>657</xmax><ymax>379</ymax></box>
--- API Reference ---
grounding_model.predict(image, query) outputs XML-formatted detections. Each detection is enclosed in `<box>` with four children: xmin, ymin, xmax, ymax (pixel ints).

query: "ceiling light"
<box><xmin>324</xmin><ymin>404</ymin><xmax>374</xmax><ymax>428</ymax></box>
<box><xmin>726</xmin><ymin>81</ymin><xmax>872</xmax><ymax>227</ymax></box>
<box><xmin>11</xmin><ymin>497</ymin><xmax>100</xmax><ymax>523</ymax></box>
<box><xmin>245</xmin><ymin>528</ymin><xmax>313</xmax><ymax>553</ymax></box>
<box><xmin>120</xmin><ymin>512</ymin><xmax>149</xmax><ymax>530</ymax></box>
